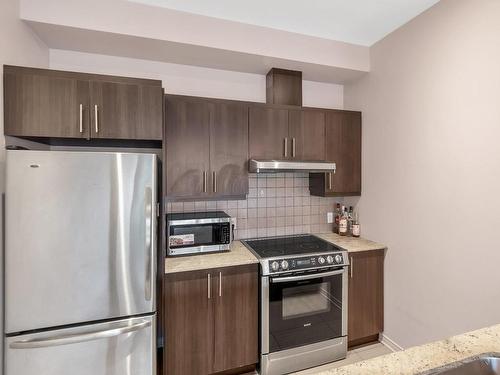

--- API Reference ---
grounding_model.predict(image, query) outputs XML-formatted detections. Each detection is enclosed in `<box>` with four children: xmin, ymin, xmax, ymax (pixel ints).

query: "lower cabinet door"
<box><xmin>165</xmin><ymin>270</ymin><xmax>214</xmax><ymax>375</ymax></box>
<box><xmin>213</xmin><ymin>264</ymin><xmax>259</xmax><ymax>373</ymax></box>
<box><xmin>348</xmin><ymin>250</ymin><xmax>385</xmax><ymax>346</ymax></box>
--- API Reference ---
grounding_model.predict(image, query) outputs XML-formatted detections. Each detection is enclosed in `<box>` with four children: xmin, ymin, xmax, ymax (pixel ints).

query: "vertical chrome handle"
<box><xmin>350</xmin><ymin>257</ymin><xmax>354</xmax><ymax>278</ymax></box>
<box><xmin>203</xmin><ymin>171</ymin><xmax>207</xmax><ymax>193</ymax></box>
<box><xmin>213</xmin><ymin>171</ymin><xmax>217</xmax><ymax>193</ymax></box>
<box><xmin>328</xmin><ymin>173</ymin><xmax>333</xmax><ymax>190</ymax></box>
<box><xmin>144</xmin><ymin>187</ymin><xmax>153</xmax><ymax>301</ymax></box>
<box><xmin>94</xmin><ymin>105</ymin><xmax>99</xmax><ymax>133</ymax></box>
<box><xmin>284</xmin><ymin>137</ymin><xmax>288</xmax><ymax>158</ymax></box>
<box><xmin>208</xmin><ymin>274</ymin><xmax>211</xmax><ymax>299</ymax></box>
<box><xmin>292</xmin><ymin>138</ymin><xmax>296</xmax><ymax>158</ymax></box>
<box><xmin>79</xmin><ymin>104</ymin><xmax>83</xmax><ymax>133</ymax></box>
<box><xmin>219</xmin><ymin>271</ymin><xmax>222</xmax><ymax>297</ymax></box>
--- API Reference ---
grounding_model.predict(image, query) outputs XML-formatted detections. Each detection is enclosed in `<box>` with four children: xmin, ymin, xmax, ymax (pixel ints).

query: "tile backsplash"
<box><xmin>166</xmin><ymin>173</ymin><xmax>344</xmax><ymax>240</ymax></box>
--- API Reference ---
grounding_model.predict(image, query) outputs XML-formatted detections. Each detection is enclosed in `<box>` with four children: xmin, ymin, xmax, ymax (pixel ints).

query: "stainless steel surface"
<box><xmin>284</xmin><ymin>137</ymin><xmax>288</xmax><ymax>158</ymax></box>
<box><xmin>249</xmin><ymin>159</ymin><xmax>337</xmax><ymax>173</ymax></box>
<box><xmin>213</xmin><ymin>171</ymin><xmax>217</xmax><ymax>193</ymax></box>
<box><xmin>208</xmin><ymin>274</ymin><xmax>211</xmax><ymax>299</ymax></box>
<box><xmin>94</xmin><ymin>104</ymin><xmax>99</xmax><ymax>133</ymax></box>
<box><xmin>79</xmin><ymin>104</ymin><xmax>83</xmax><ymax>133</ymax></box>
<box><xmin>270</xmin><ymin>268</ymin><xmax>346</xmax><ymax>283</ymax></box>
<box><xmin>328</xmin><ymin>172</ymin><xmax>333</xmax><ymax>190</ymax></box>
<box><xmin>292</xmin><ymin>137</ymin><xmax>296</xmax><ymax>158</ymax></box>
<box><xmin>203</xmin><ymin>170</ymin><xmax>207</xmax><ymax>193</ymax></box>
<box><xmin>219</xmin><ymin>271</ymin><xmax>222</xmax><ymax>297</ymax></box>
<box><xmin>167</xmin><ymin>243</ymin><xmax>231</xmax><ymax>256</ymax></box>
<box><xmin>5</xmin><ymin>315</ymin><xmax>156</xmax><ymax>375</ymax></box>
<box><xmin>421</xmin><ymin>354</ymin><xmax>500</xmax><ymax>375</ymax></box>
<box><xmin>10</xmin><ymin>319</ymin><xmax>151</xmax><ymax>349</ymax></box>
<box><xmin>261</xmin><ymin>276</ymin><xmax>270</xmax><ymax>354</ymax></box>
<box><xmin>260</xmin><ymin>336</ymin><xmax>347</xmax><ymax>375</ymax></box>
<box><xmin>5</xmin><ymin>150</ymin><xmax>157</xmax><ymax>333</ymax></box>
<box><xmin>167</xmin><ymin>217</ymin><xmax>232</xmax><ymax>226</ymax></box>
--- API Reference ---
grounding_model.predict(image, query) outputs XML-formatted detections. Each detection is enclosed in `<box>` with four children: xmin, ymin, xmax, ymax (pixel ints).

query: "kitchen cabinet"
<box><xmin>164</xmin><ymin>95</ymin><xmax>249</xmax><ymax>200</ymax></box>
<box><xmin>3</xmin><ymin>65</ymin><xmax>162</xmax><ymax>141</ymax></box>
<box><xmin>249</xmin><ymin>106</ymin><xmax>326</xmax><ymax>161</ymax></box>
<box><xmin>164</xmin><ymin>264</ymin><xmax>258</xmax><ymax>375</ymax></box>
<box><xmin>248</xmin><ymin>106</ymin><xmax>289</xmax><ymax>160</ymax></box>
<box><xmin>348</xmin><ymin>249</ymin><xmax>384</xmax><ymax>347</ymax></box>
<box><xmin>309</xmin><ymin>110</ymin><xmax>362</xmax><ymax>196</ymax></box>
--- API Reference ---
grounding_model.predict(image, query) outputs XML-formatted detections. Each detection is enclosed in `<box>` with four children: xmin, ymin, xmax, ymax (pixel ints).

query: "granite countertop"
<box><xmin>164</xmin><ymin>241</ymin><xmax>258</xmax><ymax>274</ymax></box>
<box><xmin>315</xmin><ymin>233</ymin><xmax>386</xmax><ymax>253</ymax></box>
<box><xmin>314</xmin><ymin>324</ymin><xmax>500</xmax><ymax>375</ymax></box>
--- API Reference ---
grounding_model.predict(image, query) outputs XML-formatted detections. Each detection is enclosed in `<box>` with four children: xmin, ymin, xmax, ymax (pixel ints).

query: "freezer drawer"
<box><xmin>5</xmin><ymin>315</ymin><xmax>156</xmax><ymax>375</ymax></box>
<box><xmin>5</xmin><ymin>150</ymin><xmax>157</xmax><ymax>333</ymax></box>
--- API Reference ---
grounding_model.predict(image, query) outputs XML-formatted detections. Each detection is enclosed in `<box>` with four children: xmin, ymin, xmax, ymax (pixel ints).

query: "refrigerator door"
<box><xmin>5</xmin><ymin>315</ymin><xmax>156</xmax><ymax>375</ymax></box>
<box><xmin>5</xmin><ymin>150</ymin><xmax>157</xmax><ymax>333</ymax></box>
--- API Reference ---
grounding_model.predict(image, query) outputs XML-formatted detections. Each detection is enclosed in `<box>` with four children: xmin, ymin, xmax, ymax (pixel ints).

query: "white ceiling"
<box><xmin>129</xmin><ymin>0</ymin><xmax>440</xmax><ymax>46</ymax></box>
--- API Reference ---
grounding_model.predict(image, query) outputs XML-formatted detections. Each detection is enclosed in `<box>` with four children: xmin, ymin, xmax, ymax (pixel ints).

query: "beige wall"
<box><xmin>344</xmin><ymin>0</ymin><xmax>500</xmax><ymax>348</ymax></box>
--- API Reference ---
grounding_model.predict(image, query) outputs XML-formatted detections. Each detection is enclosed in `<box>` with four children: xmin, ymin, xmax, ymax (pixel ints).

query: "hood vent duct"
<box><xmin>249</xmin><ymin>159</ymin><xmax>336</xmax><ymax>173</ymax></box>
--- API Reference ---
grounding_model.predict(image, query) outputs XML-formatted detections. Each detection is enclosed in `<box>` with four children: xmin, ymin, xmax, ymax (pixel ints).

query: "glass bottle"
<box><xmin>334</xmin><ymin>203</ymin><xmax>341</xmax><ymax>234</ymax></box>
<box><xmin>339</xmin><ymin>206</ymin><xmax>348</xmax><ymax>236</ymax></box>
<box><xmin>352</xmin><ymin>212</ymin><xmax>361</xmax><ymax>238</ymax></box>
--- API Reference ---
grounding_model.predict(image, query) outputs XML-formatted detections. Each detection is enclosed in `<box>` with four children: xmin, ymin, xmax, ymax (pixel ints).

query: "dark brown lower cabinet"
<box><xmin>348</xmin><ymin>249</ymin><xmax>385</xmax><ymax>347</ymax></box>
<box><xmin>165</xmin><ymin>264</ymin><xmax>258</xmax><ymax>375</ymax></box>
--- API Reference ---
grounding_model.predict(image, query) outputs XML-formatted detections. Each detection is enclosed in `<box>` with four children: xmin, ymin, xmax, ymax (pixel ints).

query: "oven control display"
<box><xmin>296</xmin><ymin>259</ymin><xmax>311</xmax><ymax>266</ymax></box>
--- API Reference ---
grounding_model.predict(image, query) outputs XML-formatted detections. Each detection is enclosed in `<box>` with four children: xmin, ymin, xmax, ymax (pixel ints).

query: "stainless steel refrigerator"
<box><xmin>4</xmin><ymin>150</ymin><xmax>158</xmax><ymax>375</ymax></box>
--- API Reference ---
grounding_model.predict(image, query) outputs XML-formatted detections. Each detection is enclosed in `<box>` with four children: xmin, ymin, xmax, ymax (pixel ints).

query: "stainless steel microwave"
<box><xmin>166</xmin><ymin>211</ymin><xmax>233</xmax><ymax>256</ymax></box>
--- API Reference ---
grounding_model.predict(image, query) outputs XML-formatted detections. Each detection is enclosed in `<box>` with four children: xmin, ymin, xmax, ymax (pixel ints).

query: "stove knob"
<box><xmin>326</xmin><ymin>255</ymin><xmax>334</xmax><ymax>264</ymax></box>
<box><xmin>318</xmin><ymin>256</ymin><xmax>326</xmax><ymax>265</ymax></box>
<box><xmin>271</xmin><ymin>261</ymin><xmax>280</xmax><ymax>272</ymax></box>
<box><xmin>281</xmin><ymin>260</ymin><xmax>289</xmax><ymax>270</ymax></box>
<box><xmin>334</xmin><ymin>255</ymin><xmax>343</xmax><ymax>264</ymax></box>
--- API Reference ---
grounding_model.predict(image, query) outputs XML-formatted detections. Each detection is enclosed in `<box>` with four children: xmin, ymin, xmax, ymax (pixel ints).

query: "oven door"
<box><xmin>263</xmin><ymin>268</ymin><xmax>347</xmax><ymax>354</ymax></box>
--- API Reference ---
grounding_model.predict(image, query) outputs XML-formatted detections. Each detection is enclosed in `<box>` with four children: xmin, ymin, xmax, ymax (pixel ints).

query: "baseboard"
<box><xmin>380</xmin><ymin>333</ymin><xmax>404</xmax><ymax>352</ymax></box>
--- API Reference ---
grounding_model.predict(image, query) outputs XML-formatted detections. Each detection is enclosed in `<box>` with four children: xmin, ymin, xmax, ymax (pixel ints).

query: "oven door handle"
<box><xmin>270</xmin><ymin>268</ymin><xmax>346</xmax><ymax>283</ymax></box>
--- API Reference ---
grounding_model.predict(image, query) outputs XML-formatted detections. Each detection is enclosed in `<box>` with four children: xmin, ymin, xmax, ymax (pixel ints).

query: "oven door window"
<box><xmin>169</xmin><ymin>224</ymin><xmax>221</xmax><ymax>248</ymax></box>
<box><xmin>269</xmin><ymin>273</ymin><xmax>344</xmax><ymax>352</ymax></box>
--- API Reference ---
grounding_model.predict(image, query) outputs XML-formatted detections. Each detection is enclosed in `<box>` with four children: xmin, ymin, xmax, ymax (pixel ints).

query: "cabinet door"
<box><xmin>90</xmin><ymin>81</ymin><xmax>162</xmax><ymax>140</ymax></box>
<box><xmin>288</xmin><ymin>110</ymin><xmax>326</xmax><ymax>161</ymax></box>
<box><xmin>165</xmin><ymin>97</ymin><xmax>211</xmax><ymax>198</ymax></box>
<box><xmin>4</xmin><ymin>70</ymin><xmax>89</xmax><ymax>138</ymax></box>
<box><xmin>210</xmin><ymin>102</ymin><xmax>249</xmax><ymax>198</ymax></box>
<box><xmin>165</xmin><ymin>270</ymin><xmax>214</xmax><ymax>375</ymax></box>
<box><xmin>326</xmin><ymin>111</ymin><xmax>362</xmax><ymax>195</ymax></box>
<box><xmin>213</xmin><ymin>264</ymin><xmax>259</xmax><ymax>373</ymax></box>
<box><xmin>249</xmin><ymin>106</ymin><xmax>289</xmax><ymax>160</ymax></box>
<box><xmin>348</xmin><ymin>250</ymin><xmax>384</xmax><ymax>346</ymax></box>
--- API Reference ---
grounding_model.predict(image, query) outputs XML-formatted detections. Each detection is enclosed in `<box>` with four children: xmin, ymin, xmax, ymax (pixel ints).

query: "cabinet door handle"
<box><xmin>219</xmin><ymin>271</ymin><xmax>222</xmax><ymax>297</ymax></box>
<box><xmin>203</xmin><ymin>171</ymin><xmax>207</xmax><ymax>193</ymax></box>
<box><xmin>284</xmin><ymin>137</ymin><xmax>288</xmax><ymax>158</ymax></box>
<box><xmin>94</xmin><ymin>105</ymin><xmax>99</xmax><ymax>133</ymax></box>
<box><xmin>350</xmin><ymin>257</ymin><xmax>354</xmax><ymax>279</ymax></box>
<box><xmin>208</xmin><ymin>274</ymin><xmax>211</xmax><ymax>299</ymax></box>
<box><xmin>79</xmin><ymin>104</ymin><xmax>83</xmax><ymax>133</ymax></box>
<box><xmin>213</xmin><ymin>171</ymin><xmax>217</xmax><ymax>193</ymax></box>
<box><xmin>328</xmin><ymin>172</ymin><xmax>333</xmax><ymax>190</ymax></box>
<box><xmin>292</xmin><ymin>138</ymin><xmax>296</xmax><ymax>158</ymax></box>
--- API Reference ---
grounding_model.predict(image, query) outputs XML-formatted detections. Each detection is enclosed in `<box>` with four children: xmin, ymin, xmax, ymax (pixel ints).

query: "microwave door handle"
<box><xmin>271</xmin><ymin>268</ymin><xmax>346</xmax><ymax>283</ymax></box>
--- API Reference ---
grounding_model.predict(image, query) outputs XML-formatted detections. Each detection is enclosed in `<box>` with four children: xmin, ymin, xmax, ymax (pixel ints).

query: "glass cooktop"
<box><xmin>243</xmin><ymin>235</ymin><xmax>340</xmax><ymax>258</ymax></box>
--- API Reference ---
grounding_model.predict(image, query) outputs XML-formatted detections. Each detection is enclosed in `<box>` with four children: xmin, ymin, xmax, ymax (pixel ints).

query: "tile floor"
<box><xmin>292</xmin><ymin>343</ymin><xmax>393</xmax><ymax>374</ymax></box>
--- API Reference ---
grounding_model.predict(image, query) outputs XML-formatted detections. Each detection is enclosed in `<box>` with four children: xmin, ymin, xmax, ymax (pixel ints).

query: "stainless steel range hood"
<box><xmin>249</xmin><ymin>159</ymin><xmax>336</xmax><ymax>173</ymax></box>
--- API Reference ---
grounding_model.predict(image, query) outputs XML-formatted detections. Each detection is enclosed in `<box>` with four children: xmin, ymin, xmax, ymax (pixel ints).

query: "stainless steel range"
<box><xmin>242</xmin><ymin>234</ymin><xmax>349</xmax><ymax>375</ymax></box>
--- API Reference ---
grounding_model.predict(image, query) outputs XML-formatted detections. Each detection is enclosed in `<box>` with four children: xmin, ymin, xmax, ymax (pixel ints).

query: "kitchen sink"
<box><xmin>422</xmin><ymin>354</ymin><xmax>500</xmax><ymax>375</ymax></box>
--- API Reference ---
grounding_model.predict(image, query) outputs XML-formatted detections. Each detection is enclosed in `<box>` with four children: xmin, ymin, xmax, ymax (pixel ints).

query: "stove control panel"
<box><xmin>267</xmin><ymin>253</ymin><xmax>345</xmax><ymax>273</ymax></box>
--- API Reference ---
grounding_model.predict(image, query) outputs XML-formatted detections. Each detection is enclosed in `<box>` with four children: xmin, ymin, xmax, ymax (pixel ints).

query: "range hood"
<box><xmin>249</xmin><ymin>159</ymin><xmax>336</xmax><ymax>173</ymax></box>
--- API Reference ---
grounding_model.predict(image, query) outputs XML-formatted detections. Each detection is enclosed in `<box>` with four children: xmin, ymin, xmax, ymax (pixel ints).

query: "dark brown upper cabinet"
<box><xmin>164</xmin><ymin>95</ymin><xmax>249</xmax><ymax>200</ymax></box>
<box><xmin>309</xmin><ymin>110</ymin><xmax>362</xmax><ymax>196</ymax></box>
<box><xmin>249</xmin><ymin>106</ymin><xmax>289</xmax><ymax>160</ymax></box>
<box><xmin>288</xmin><ymin>109</ymin><xmax>326</xmax><ymax>161</ymax></box>
<box><xmin>266</xmin><ymin>68</ymin><xmax>302</xmax><ymax>106</ymax></box>
<box><xmin>3</xmin><ymin>65</ymin><xmax>162</xmax><ymax>141</ymax></box>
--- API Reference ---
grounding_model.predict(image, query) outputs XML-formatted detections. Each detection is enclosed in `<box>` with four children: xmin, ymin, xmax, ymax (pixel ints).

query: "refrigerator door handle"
<box><xmin>144</xmin><ymin>187</ymin><xmax>153</xmax><ymax>302</ymax></box>
<box><xmin>9</xmin><ymin>319</ymin><xmax>151</xmax><ymax>349</ymax></box>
